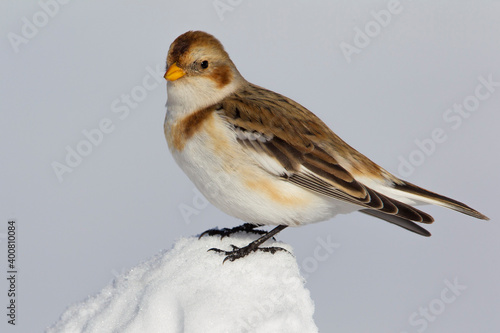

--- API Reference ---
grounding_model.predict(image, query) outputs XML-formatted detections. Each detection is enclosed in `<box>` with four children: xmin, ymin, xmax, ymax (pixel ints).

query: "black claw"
<box><xmin>208</xmin><ymin>244</ymin><xmax>290</xmax><ymax>263</ymax></box>
<box><xmin>199</xmin><ymin>223</ymin><xmax>267</xmax><ymax>240</ymax></box>
<box><xmin>207</xmin><ymin>247</ymin><xmax>227</xmax><ymax>254</ymax></box>
<box><xmin>204</xmin><ymin>225</ymin><xmax>289</xmax><ymax>263</ymax></box>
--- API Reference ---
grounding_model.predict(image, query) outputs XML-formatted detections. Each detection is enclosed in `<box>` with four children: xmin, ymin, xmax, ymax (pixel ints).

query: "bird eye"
<box><xmin>200</xmin><ymin>60</ymin><xmax>209</xmax><ymax>69</ymax></box>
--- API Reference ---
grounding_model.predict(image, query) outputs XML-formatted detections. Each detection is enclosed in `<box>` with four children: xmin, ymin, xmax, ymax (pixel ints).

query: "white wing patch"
<box><xmin>234</xmin><ymin>127</ymin><xmax>273</xmax><ymax>143</ymax></box>
<box><xmin>355</xmin><ymin>175</ymin><xmax>420</xmax><ymax>206</ymax></box>
<box><xmin>233</xmin><ymin>127</ymin><xmax>291</xmax><ymax>177</ymax></box>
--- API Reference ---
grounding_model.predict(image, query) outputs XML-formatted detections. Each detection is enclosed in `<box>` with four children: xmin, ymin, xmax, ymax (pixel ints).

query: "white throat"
<box><xmin>166</xmin><ymin>76</ymin><xmax>242</xmax><ymax>120</ymax></box>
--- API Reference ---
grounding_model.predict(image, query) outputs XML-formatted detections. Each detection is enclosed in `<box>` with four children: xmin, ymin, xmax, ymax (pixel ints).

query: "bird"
<box><xmin>163</xmin><ymin>30</ymin><xmax>489</xmax><ymax>262</ymax></box>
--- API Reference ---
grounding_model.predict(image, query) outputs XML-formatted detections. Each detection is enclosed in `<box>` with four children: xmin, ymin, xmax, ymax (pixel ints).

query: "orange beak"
<box><xmin>164</xmin><ymin>63</ymin><xmax>186</xmax><ymax>81</ymax></box>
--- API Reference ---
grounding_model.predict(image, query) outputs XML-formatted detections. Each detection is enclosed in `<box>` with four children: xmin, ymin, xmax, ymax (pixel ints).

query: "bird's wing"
<box><xmin>216</xmin><ymin>84</ymin><xmax>434</xmax><ymax>235</ymax></box>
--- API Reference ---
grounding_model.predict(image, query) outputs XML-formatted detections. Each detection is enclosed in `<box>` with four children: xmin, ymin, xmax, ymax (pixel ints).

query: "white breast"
<box><xmin>165</xmin><ymin>110</ymin><xmax>359</xmax><ymax>227</ymax></box>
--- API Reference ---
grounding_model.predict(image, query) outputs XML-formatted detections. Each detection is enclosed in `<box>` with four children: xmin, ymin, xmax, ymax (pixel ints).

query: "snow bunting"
<box><xmin>164</xmin><ymin>31</ymin><xmax>488</xmax><ymax>261</ymax></box>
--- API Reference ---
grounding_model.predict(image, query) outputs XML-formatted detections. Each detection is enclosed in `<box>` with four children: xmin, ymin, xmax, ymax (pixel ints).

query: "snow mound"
<box><xmin>47</xmin><ymin>232</ymin><xmax>318</xmax><ymax>333</ymax></box>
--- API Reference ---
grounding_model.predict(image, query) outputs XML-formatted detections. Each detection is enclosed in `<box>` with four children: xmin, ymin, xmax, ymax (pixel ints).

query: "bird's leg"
<box><xmin>198</xmin><ymin>223</ymin><xmax>267</xmax><ymax>239</ymax></box>
<box><xmin>209</xmin><ymin>225</ymin><xmax>289</xmax><ymax>263</ymax></box>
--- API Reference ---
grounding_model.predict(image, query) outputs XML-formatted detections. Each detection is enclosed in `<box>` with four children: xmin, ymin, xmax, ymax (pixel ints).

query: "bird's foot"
<box><xmin>199</xmin><ymin>223</ymin><xmax>267</xmax><ymax>240</ymax></box>
<box><xmin>209</xmin><ymin>243</ymin><xmax>289</xmax><ymax>263</ymax></box>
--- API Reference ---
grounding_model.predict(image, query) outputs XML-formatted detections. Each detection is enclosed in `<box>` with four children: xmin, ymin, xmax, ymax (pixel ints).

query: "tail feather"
<box><xmin>393</xmin><ymin>181</ymin><xmax>489</xmax><ymax>220</ymax></box>
<box><xmin>360</xmin><ymin>209</ymin><xmax>431</xmax><ymax>237</ymax></box>
<box><xmin>366</xmin><ymin>187</ymin><xmax>434</xmax><ymax>223</ymax></box>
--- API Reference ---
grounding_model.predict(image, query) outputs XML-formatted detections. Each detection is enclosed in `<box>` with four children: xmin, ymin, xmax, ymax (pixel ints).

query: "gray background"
<box><xmin>1</xmin><ymin>1</ymin><xmax>499</xmax><ymax>332</ymax></box>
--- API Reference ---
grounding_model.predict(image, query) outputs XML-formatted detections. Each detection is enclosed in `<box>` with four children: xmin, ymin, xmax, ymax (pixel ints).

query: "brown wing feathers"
<box><xmin>218</xmin><ymin>84</ymin><xmax>435</xmax><ymax>235</ymax></box>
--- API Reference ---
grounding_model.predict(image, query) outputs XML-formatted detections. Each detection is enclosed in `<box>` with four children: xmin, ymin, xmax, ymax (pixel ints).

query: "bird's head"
<box><xmin>164</xmin><ymin>31</ymin><xmax>244</xmax><ymax>113</ymax></box>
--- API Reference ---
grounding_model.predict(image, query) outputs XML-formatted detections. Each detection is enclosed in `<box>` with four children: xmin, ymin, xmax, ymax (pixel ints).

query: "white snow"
<box><xmin>47</xmin><ymin>232</ymin><xmax>318</xmax><ymax>333</ymax></box>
